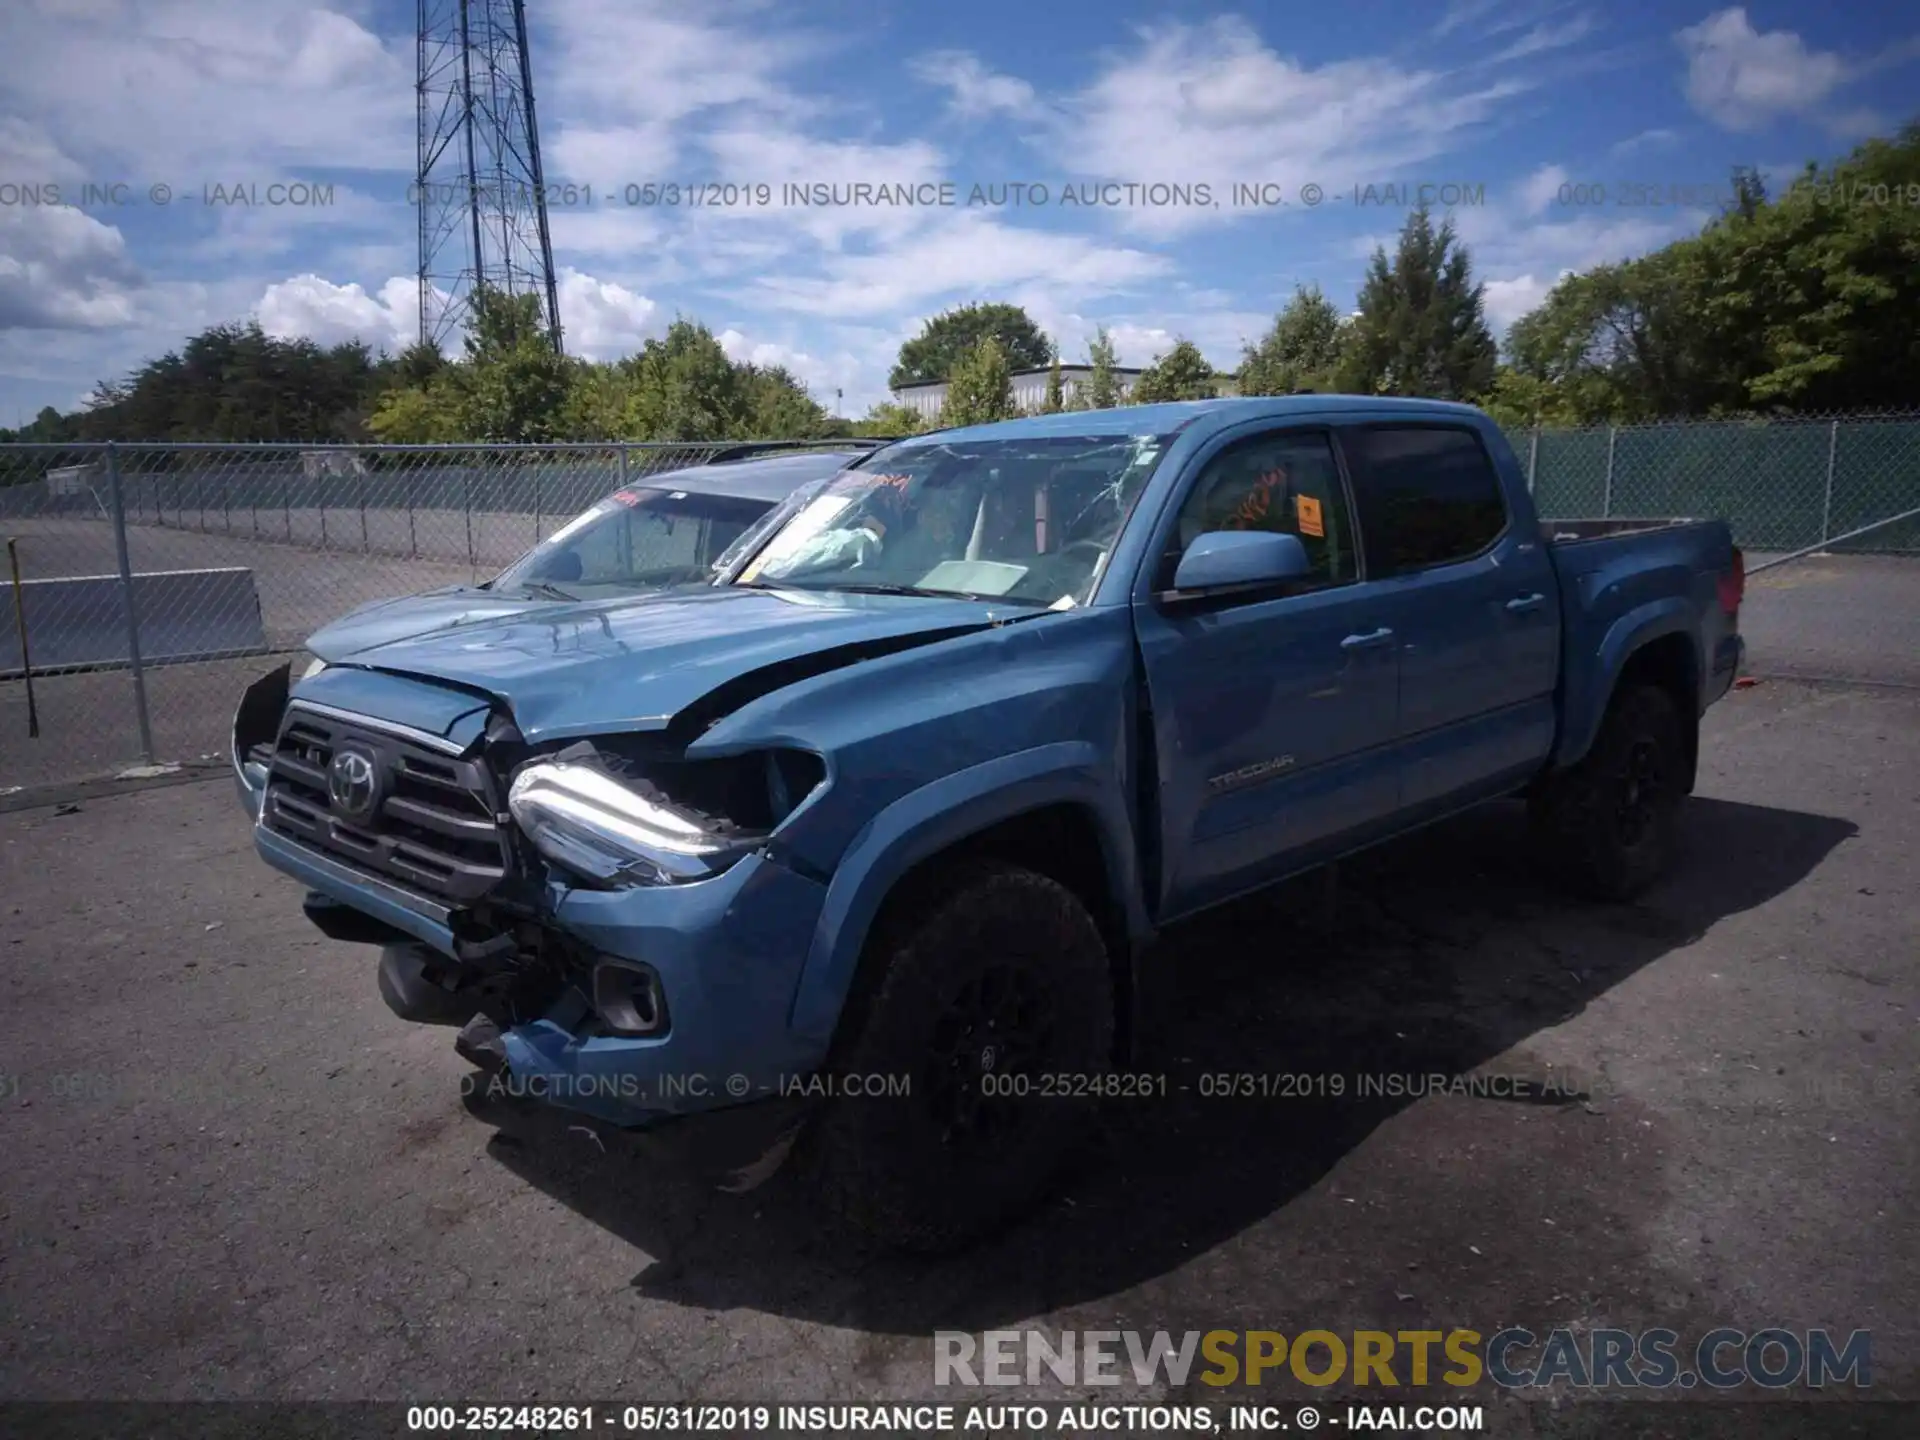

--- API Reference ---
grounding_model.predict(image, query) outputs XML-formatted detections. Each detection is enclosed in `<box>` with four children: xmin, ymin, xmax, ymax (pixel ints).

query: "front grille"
<box><xmin>261</xmin><ymin>704</ymin><xmax>510</xmax><ymax>905</ymax></box>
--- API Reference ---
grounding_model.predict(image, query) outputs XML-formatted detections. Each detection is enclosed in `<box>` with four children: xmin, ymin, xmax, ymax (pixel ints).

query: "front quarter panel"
<box><xmin>686</xmin><ymin>605</ymin><xmax>1149</xmax><ymax>1048</ymax></box>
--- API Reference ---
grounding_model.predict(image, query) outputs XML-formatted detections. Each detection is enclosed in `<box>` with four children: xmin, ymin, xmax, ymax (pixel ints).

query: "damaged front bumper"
<box><xmin>231</xmin><ymin>661</ymin><xmax>837</xmax><ymax>1130</ymax></box>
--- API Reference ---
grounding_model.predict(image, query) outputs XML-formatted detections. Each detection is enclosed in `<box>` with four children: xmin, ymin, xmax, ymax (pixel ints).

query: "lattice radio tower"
<box><xmin>416</xmin><ymin>0</ymin><xmax>563</xmax><ymax>355</ymax></box>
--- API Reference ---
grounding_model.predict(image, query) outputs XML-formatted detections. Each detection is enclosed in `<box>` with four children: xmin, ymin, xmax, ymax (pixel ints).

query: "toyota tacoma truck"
<box><xmin>232</xmin><ymin>396</ymin><xmax>1746</xmax><ymax>1251</ymax></box>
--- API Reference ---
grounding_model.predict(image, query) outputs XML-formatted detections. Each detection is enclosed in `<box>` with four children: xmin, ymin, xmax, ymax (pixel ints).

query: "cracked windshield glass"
<box><xmin>735</xmin><ymin>434</ymin><xmax>1170</xmax><ymax>608</ymax></box>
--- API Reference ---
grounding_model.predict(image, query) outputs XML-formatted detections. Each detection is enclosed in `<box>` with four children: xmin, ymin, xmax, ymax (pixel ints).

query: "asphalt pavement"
<box><xmin>1</xmin><ymin>677</ymin><xmax>1914</xmax><ymax>1433</ymax></box>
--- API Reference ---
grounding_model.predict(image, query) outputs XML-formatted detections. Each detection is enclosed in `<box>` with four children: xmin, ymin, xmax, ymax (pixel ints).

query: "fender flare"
<box><xmin>1556</xmin><ymin>598</ymin><xmax>1703</xmax><ymax>769</ymax></box>
<box><xmin>786</xmin><ymin>741</ymin><xmax>1148</xmax><ymax>1048</ymax></box>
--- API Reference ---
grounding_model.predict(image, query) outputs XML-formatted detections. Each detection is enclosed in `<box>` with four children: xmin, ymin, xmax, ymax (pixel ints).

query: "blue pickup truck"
<box><xmin>233</xmin><ymin>396</ymin><xmax>1745</xmax><ymax>1250</ymax></box>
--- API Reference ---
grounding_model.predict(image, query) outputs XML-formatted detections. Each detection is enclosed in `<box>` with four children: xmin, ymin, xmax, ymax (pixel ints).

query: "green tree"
<box><xmin>367</xmin><ymin>381</ymin><xmax>463</xmax><ymax>443</ymax></box>
<box><xmin>743</xmin><ymin>364</ymin><xmax>829</xmax><ymax>438</ymax></box>
<box><xmin>613</xmin><ymin>320</ymin><xmax>828</xmax><ymax>440</ymax></box>
<box><xmin>396</xmin><ymin>339</ymin><xmax>449</xmax><ymax>388</ymax></box>
<box><xmin>1130</xmin><ymin>339</ymin><xmax>1216</xmax><ymax>403</ymax></box>
<box><xmin>1478</xmin><ymin>366</ymin><xmax>1588</xmax><ymax>431</ymax></box>
<box><xmin>940</xmin><ymin>336</ymin><xmax>1017</xmax><ymax>426</ymax></box>
<box><xmin>446</xmin><ymin>287</ymin><xmax>572</xmax><ymax>441</ymax></box>
<box><xmin>851</xmin><ymin>401</ymin><xmax>930</xmax><ymax>437</ymax></box>
<box><xmin>1085</xmin><ymin>326</ymin><xmax>1120</xmax><ymax>408</ymax></box>
<box><xmin>1041</xmin><ymin>346</ymin><xmax>1065</xmax><ymax>413</ymax></box>
<box><xmin>1501</xmin><ymin>257</ymin><xmax>1735</xmax><ymax>422</ymax></box>
<box><xmin>1239</xmin><ymin>285</ymin><xmax>1347</xmax><ymax>395</ymax></box>
<box><xmin>1341</xmin><ymin>207</ymin><xmax>1498</xmax><ymax>401</ymax></box>
<box><xmin>891</xmin><ymin>303</ymin><xmax>1050</xmax><ymax>388</ymax></box>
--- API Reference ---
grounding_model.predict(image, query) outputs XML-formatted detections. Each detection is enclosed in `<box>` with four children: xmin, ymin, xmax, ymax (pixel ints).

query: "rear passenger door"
<box><xmin>1336</xmin><ymin>423</ymin><xmax>1560</xmax><ymax>813</ymax></box>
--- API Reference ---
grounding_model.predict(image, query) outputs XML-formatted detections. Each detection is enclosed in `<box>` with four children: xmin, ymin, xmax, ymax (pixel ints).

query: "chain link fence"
<box><xmin>3</xmin><ymin>415</ymin><xmax>1918</xmax><ymax>790</ymax></box>
<box><xmin>1513</xmin><ymin>411</ymin><xmax>1920</xmax><ymax>557</ymax></box>
<box><xmin>0</xmin><ymin>440</ymin><xmax>830</xmax><ymax>790</ymax></box>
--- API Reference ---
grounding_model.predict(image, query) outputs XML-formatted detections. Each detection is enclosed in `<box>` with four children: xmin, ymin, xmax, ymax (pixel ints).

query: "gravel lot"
<box><xmin>1</xmin><ymin>674</ymin><xmax>1914</xmax><ymax>1433</ymax></box>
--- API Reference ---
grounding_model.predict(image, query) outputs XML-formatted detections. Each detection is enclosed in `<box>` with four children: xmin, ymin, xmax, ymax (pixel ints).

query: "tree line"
<box><xmin>918</xmin><ymin>120</ymin><xmax>1918</xmax><ymax>431</ymax></box>
<box><xmin>5</xmin><ymin>119</ymin><xmax>1913</xmax><ymax>451</ymax></box>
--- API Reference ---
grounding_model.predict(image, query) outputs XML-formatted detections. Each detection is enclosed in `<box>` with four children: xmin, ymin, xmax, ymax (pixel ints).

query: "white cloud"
<box><xmin>539</xmin><ymin>0</ymin><xmax>826</xmax><ymax>180</ymax></box>
<box><xmin>909</xmin><ymin>51</ymin><xmax>1041</xmax><ymax>120</ymax></box>
<box><xmin>1610</xmin><ymin>127</ymin><xmax>1680</xmax><ymax>157</ymax></box>
<box><xmin>1028</xmin><ymin>18</ymin><xmax>1533</xmax><ymax>238</ymax></box>
<box><xmin>1432</xmin><ymin>0</ymin><xmax>1503</xmax><ymax>38</ymax></box>
<box><xmin>751</xmin><ymin>215</ymin><xmax>1171</xmax><ymax>318</ymax></box>
<box><xmin>0</xmin><ymin>117</ymin><xmax>86</xmax><ymax>183</ymax></box>
<box><xmin>1482</xmin><ymin>275</ymin><xmax>1558</xmax><ymax>330</ymax></box>
<box><xmin>1517</xmin><ymin>164</ymin><xmax>1571</xmax><ymax>216</ymax></box>
<box><xmin>556</xmin><ymin>269</ymin><xmax>661</xmax><ymax>360</ymax></box>
<box><xmin>1488</xmin><ymin>13</ymin><xmax>1596</xmax><ymax>65</ymax></box>
<box><xmin>1675</xmin><ymin>8</ymin><xmax>1846</xmax><ymax>132</ymax></box>
<box><xmin>1453</xmin><ymin>200</ymin><xmax>1698</xmax><ymax>332</ymax></box>
<box><xmin>0</xmin><ymin>206</ymin><xmax>143</xmax><ymax>329</ymax></box>
<box><xmin>698</xmin><ymin>128</ymin><xmax>952</xmax><ymax>248</ymax></box>
<box><xmin>0</xmin><ymin>0</ymin><xmax>413</xmax><ymax>177</ymax></box>
<box><xmin>254</xmin><ymin>273</ymin><xmax>417</xmax><ymax>352</ymax></box>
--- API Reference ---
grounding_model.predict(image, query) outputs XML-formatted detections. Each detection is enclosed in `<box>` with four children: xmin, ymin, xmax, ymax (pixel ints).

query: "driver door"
<box><xmin>1132</xmin><ymin>426</ymin><xmax>1401</xmax><ymax>920</ymax></box>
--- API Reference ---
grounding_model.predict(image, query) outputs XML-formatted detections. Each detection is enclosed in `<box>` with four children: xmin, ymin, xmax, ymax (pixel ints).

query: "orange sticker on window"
<box><xmin>1294</xmin><ymin>493</ymin><xmax>1324</xmax><ymax>538</ymax></box>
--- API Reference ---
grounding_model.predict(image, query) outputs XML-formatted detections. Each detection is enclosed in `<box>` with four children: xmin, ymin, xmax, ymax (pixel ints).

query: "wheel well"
<box><xmin>1615</xmin><ymin>632</ymin><xmax>1700</xmax><ymax>790</ymax></box>
<box><xmin>827</xmin><ymin>803</ymin><xmax>1132</xmax><ymax>1066</ymax></box>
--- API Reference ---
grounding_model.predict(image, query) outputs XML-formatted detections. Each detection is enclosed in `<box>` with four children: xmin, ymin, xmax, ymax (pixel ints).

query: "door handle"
<box><xmin>1505</xmin><ymin>593</ymin><xmax>1546</xmax><ymax>614</ymax></box>
<box><xmin>1340</xmin><ymin>627</ymin><xmax>1395</xmax><ymax>651</ymax></box>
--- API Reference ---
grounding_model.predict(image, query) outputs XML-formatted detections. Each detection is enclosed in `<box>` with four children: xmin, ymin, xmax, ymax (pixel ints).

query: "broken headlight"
<box><xmin>507</xmin><ymin>746</ymin><xmax>824</xmax><ymax>888</ymax></box>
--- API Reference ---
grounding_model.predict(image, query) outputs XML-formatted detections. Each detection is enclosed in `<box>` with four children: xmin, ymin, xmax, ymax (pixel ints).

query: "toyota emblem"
<box><xmin>327</xmin><ymin>747</ymin><xmax>382</xmax><ymax>820</ymax></box>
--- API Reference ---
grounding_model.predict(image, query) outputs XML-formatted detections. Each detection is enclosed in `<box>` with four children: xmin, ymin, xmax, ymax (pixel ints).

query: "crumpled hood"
<box><xmin>308</xmin><ymin>585</ymin><xmax>543</xmax><ymax>660</ymax></box>
<box><xmin>343</xmin><ymin>585</ymin><xmax>1022</xmax><ymax>742</ymax></box>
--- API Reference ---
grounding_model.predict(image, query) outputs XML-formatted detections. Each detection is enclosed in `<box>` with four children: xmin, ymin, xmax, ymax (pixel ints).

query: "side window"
<box><xmin>1168</xmin><ymin>429</ymin><xmax>1355</xmax><ymax>588</ymax></box>
<box><xmin>1341</xmin><ymin>426</ymin><xmax>1507</xmax><ymax>577</ymax></box>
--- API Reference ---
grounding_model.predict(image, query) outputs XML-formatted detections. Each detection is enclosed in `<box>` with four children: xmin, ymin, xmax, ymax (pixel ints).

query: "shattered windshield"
<box><xmin>491</xmin><ymin>484</ymin><xmax>770</xmax><ymax>598</ymax></box>
<box><xmin>734</xmin><ymin>433</ymin><xmax>1172</xmax><ymax>608</ymax></box>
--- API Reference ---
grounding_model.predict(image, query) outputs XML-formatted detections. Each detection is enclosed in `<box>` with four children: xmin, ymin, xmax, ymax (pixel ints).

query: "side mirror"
<box><xmin>1170</xmin><ymin>530</ymin><xmax>1311</xmax><ymax>594</ymax></box>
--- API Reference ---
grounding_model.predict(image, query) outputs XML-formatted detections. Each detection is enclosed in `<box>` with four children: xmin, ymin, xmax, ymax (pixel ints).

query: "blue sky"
<box><xmin>2</xmin><ymin>0</ymin><xmax>1917</xmax><ymax>425</ymax></box>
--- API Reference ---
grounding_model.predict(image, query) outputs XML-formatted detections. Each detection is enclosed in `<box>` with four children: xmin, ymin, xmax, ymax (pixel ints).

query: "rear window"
<box><xmin>1341</xmin><ymin>426</ymin><xmax>1507</xmax><ymax>577</ymax></box>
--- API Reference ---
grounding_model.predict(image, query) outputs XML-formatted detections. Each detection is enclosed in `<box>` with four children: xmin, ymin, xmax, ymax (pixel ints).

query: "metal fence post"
<box><xmin>360</xmin><ymin>469</ymin><xmax>369</xmax><ymax>553</ymax></box>
<box><xmin>464</xmin><ymin>467</ymin><xmax>476</xmax><ymax>568</ymax></box>
<box><xmin>1602</xmin><ymin>426</ymin><xmax>1617</xmax><ymax>517</ymax></box>
<box><xmin>104</xmin><ymin>444</ymin><xmax>155</xmax><ymax>764</ymax></box>
<box><xmin>533</xmin><ymin>463</ymin><xmax>542</xmax><ymax>542</ymax></box>
<box><xmin>1526</xmin><ymin>427</ymin><xmax>1539</xmax><ymax>495</ymax></box>
<box><xmin>283</xmin><ymin>473</ymin><xmax>292</xmax><ymax>543</ymax></box>
<box><xmin>408</xmin><ymin>483</ymin><xmax>417</xmax><ymax>558</ymax></box>
<box><xmin>1822</xmin><ymin>420</ymin><xmax>1839</xmax><ymax>544</ymax></box>
<box><xmin>319</xmin><ymin>471</ymin><xmax>329</xmax><ymax>550</ymax></box>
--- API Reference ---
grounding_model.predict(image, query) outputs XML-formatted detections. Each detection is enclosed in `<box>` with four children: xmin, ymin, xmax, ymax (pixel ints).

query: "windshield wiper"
<box><xmin>828</xmin><ymin>581</ymin><xmax>1047</xmax><ymax>606</ymax></box>
<box><xmin>514</xmin><ymin>580</ymin><xmax>579</xmax><ymax>601</ymax></box>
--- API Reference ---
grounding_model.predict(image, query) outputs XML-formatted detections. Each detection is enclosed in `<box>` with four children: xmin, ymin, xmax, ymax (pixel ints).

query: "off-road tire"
<box><xmin>1530</xmin><ymin>683</ymin><xmax>1686</xmax><ymax>901</ymax></box>
<box><xmin>799</xmin><ymin>861</ymin><xmax>1113</xmax><ymax>1253</ymax></box>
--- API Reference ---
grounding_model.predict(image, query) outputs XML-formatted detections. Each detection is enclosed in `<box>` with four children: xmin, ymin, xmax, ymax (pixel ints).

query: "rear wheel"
<box><xmin>1530</xmin><ymin>684</ymin><xmax>1686</xmax><ymax>901</ymax></box>
<box><xmin>799</xmin><ymin>861</ymin><xmax>1113</xmax><ymax>1252</ymax></box>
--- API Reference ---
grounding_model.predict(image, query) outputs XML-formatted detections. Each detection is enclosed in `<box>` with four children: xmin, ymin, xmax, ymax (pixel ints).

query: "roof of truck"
<box><xmin>906</xmin><ymin>394</ymin><xmax>1488</xmax><ymax>445</ymax></box>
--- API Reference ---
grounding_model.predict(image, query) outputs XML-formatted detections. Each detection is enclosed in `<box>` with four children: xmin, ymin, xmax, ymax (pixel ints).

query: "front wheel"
<box><xmin>1530</xmin><ymin>683</ymin><xmax>1686</xmax><ymax>901</ymax></box>
<box><xmin>798</xmin><ymin>861</ymin><xmax>1114</xmax><ymax>1252</ymax></box>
